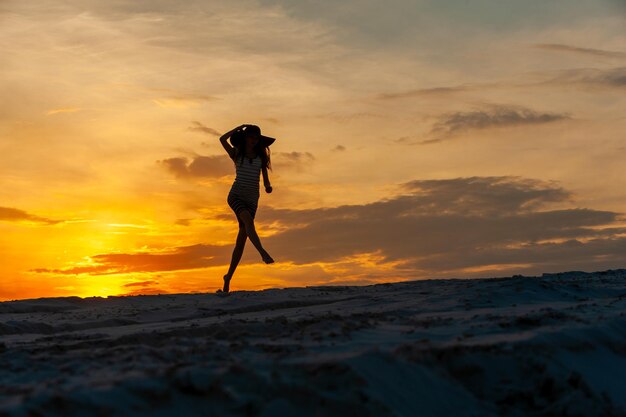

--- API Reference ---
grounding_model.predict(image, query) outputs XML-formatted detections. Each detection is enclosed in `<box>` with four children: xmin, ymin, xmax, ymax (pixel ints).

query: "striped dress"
<box><xmin>227</xmin><ymin>151</ymin><xmax>262</xmax><ymax>220</ymax></box>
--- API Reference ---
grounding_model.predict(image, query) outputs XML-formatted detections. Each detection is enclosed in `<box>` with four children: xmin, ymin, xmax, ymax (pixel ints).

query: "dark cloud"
<box><xmin>398</xmin><ymin>137</ymin><xmax>443</xmax><ymax>146</ymax></box>
<box><xmin>33</xmin><ymin>176</ymin><xmax>626</xmax><ymax>278</ymax></box>
<box><xmin>333</xmin><ymin>145</ymin><xmax>346</xmax><ymax>151</ymax></box>
<box><xmin>416</xmin><ymin>138</ymin><xmax>443</xmax><ymax>145</ymax></box>
<box><xmin>188</xmin><ymin>121</ymin><xmax>221</xmax><ymax>136</ymax></box>
<box><xmin>533</xmin><ymin>43</ymin><xmax>626</xmax><ymax>59</ymax></box>
<box><xmin>376</xmin><ymin>85</ymin><xmax>474</xmax><ymax>100</ymax></box>
<box><xmin>275</xmin><ymin>151</ymin><xmax>315</xmax><ymax>162</ymax></box>
<box><xmin>375</xmin><ymin>67</ymin><xmax>626</xmax><ymax>103</ymax></box>
<box><xmin>255</xmin><ymin>177</ymin><xmax>622</xmax><ymax>267</ymax></box>
<box><xmin>160</xmin><ymin>151</ymin><xmax>315</xmax><ymax>178</ymax></box>
<box><xmin>158</xmin><ymin>155</ymin><xmax>233</xmax><ymax>178</ymax></box>
<box><xmin>262</xmin><ymin>151</ymin><xmax>314</xmax><ymax>172</ymax></box>
<box><xmin>399</xmin><ymin>176</ymin><xmax>573</xmax><ymax>214</ymax></box>
<box><xmin>431</xmin><ymin>105</ymin><xmax>571</xmax><ymax>137</ymax></box>
<box><xmin>148</xmin><ymin>89</ymin><xmax>218</xmax><ymax>105</ymax></box>
<box><xmin>0</xmin><ymin>207</ymin><xmax>61</xmax><ymax>225</ymax></box>
<box><xmin>123</xmin><ymin>280</ymin><xmax>159</xmax><ymax>288</ymax></box>
<box><xmin>121</xmin><ymin>279</ymin><xmax>167</xmax><ymax>297</ymax></box>
<box><xmin>32</xmin><ymin>244</ymin><xmax>232</xmax><ymax>275</ymax></box>
<box><xmin>541</xmin><ymin>67</ymin><xmax>626</xmax><ymax>88</ymax></box>
<box><xmin>123</xmin><ymin>287</ymin><xmax>170</xmax><ymax>296</ymax></box>
<box><xmin>407</xmin><ymin>236</ymin><xmax>626</xmax><ymax>274</ymax></box>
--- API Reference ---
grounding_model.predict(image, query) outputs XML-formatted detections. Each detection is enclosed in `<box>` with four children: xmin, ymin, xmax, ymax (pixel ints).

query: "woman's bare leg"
<box><xmin>238</xmin><ymin>209</ymin><xmax>274</xmax><ymax>264</ymax></box>
<box><xmin>223</xmin><ymin>225</ymin><xmax>247</xmax><ymax>292</ymax></box>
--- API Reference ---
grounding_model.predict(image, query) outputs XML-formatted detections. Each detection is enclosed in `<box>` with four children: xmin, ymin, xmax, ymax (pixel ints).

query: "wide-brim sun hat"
<box><xmin>229</xmin><ymin>125</ymin><xmax>276</xmax><ymax>148</ymax></box>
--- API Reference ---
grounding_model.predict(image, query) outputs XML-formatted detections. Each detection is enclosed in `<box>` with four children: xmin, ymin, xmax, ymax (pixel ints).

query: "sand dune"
<box><xmin>2</xmin><ymin>269</ymin><xmax>626</xmax><ymax>416</ymax></box>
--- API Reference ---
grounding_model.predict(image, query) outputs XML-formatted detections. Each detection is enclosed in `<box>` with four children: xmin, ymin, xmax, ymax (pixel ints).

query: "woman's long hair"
<box><xmin>231</xmin><ymin>130</ymin><xmax>272</xmax><ymax>171</ymax></box>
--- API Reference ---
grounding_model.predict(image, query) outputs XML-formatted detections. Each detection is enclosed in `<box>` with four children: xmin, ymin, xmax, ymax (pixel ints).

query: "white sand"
<box><xmin>1</xmin><ymin>269</ymin><xmax>626</xmax><ymax>416</ymax></box>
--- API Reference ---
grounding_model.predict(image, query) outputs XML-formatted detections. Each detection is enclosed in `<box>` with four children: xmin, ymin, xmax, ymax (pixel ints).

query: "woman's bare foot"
<box><xmin>261</xmin><ymin>251</ymin><xmax>274</xmax><ymax>264</ymax></box>
<box><xmin>222</xmin><ymin>273</ymin><xmax>232</xmax><ymax>292</ymax></box>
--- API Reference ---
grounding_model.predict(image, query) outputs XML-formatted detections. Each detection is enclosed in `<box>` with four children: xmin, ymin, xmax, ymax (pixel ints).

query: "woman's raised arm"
<box><xmin>220</xmin><ymin>124</ymin><xmax>246</xmax><ymax>159</ymax></box>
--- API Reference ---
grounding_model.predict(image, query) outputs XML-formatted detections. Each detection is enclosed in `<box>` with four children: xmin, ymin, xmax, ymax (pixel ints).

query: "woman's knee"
<box><xmin>238</xmin><ymin>209</ymin><xmax>254</xmax><ymax>228</ymax></box>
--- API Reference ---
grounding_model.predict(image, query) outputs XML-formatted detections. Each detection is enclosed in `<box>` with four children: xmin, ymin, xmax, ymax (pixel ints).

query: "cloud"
<box><xmin>430</xmin><ymin>105</ymin><xmax>571</xmax><ymax>137</ymax></box>
<box><xmin>123</xmin><ymin>280</ymin><xmax>159</xmax><ymax>288</ymax></box>
<box><xmin>107</xmin><ymin>84</ymin><xmax>220</xmax><ymax>107</ymax></box>
<box><xmin>123</xmin><ymin>286</ymin><xmax>170</xmax><ymax>296</ymax></box>
<box><xmin>38</xmin><ymin>175</ymin><xmax>623</xmax><ymax>279</ymax></box>
<box><xmin>188</xmin><ymin>121</ymin><xmax>222</xmax><ymax>136</ymax></box>
<box><xmin>532</xmin><ymin>43</ymin><xmax>626</xmax><ymax>59</ymax></box>
<box><xmin>333</xmin><ymin>145</ymin><xmax>346</xmax><ymax>151</ymax></box>
<box><xmin>158</xmin><ymin>155</ymin><xmax>233</xmax><ymax>178</ymax></box>
<box><xmin>272</xmin><ymin>151</ymin><xmax>315</xmax><ymax>171</ymax></box>
<box><xmin>406</xmin><ymin>236</ymin><xmax>626</xmax><ymax>273</ymax></box>
<box><xmin>540</xmin><ymin>66</ymin><xmax>626</xmax><ymax>89</ymax></box>
<box><xmin>275</xmin><ymin>151</ymin><xmax>315</xmax><ymax>161</ymax></box>
<box><xmin>399</xmin><ymin>176</ymin><xmax>573</xmax><ymax>214</ymax></box>
<box><xmin>374</xmin><ymin>66</ymin><xmax>626</xmax><ymax>102</ymax></box>
<box><xmin>375</xmin><ymin>85</ymin><xmax>475</xmax><ymax>100</ymax></box>
<box><xmin>160</xmin><ymin>151</ymin><xmax>315</xmax><ymax>178</ymax></box>
<box><xmin>0</xmin><ymin>207</ymin><xmax>61</xmax><ymax>225</ymax></box>
<box><xmin>32</xmin><ymin>244</ymin><xmax>231</xmax><ymax>275</ymax></box>
<box><xmin>411</xmin><ymin>138</ymin><xmax>443</xmax><ymax>146</ymax></box>
<box><xmin>253</xmin><ymin>176</ymin><xmax>626</xmax><ymax>276</ymax></box>
<box><xmin>46</xmin><ymin>108</ymin><xmax>81</xmax><ymax>116</ymax></box>
<box><xmin>120</xmin><ymin>280</ymin><xmax>168</xmax><ymax>296</ymax></box>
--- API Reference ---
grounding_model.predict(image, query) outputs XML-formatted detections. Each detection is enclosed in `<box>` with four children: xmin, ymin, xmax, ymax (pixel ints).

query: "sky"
<box><xmin>1</xmin><ymin>0</ymin><xmax>625</xmax><ymax>301</ymax></box>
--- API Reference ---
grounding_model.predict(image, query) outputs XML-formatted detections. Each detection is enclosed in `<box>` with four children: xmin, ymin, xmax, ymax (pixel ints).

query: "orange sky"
<box><xmin>1</xmin><ymin>0</ymin><xmax>625</xmax><ymax>301</ymax></box>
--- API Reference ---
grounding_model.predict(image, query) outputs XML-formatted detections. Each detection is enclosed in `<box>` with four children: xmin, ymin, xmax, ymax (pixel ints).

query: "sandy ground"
<box><xmin>1</xmin><ymin>268</ymin><xmax>626</xmax><ymax>416</ymax></box>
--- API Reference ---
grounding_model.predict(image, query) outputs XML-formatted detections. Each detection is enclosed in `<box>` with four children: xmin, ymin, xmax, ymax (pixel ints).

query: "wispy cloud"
<box><xmin>532</xmin><ymin>43</ymin><xmax>626</xmax><ymax>59</ymax></box>
<box><xmin>0</xmin><ymin>207</ymin><xmax>61</xmax><ymax>225</ymax></box>
<box><xmin>123</xmin><ymin>280</ymin><xmax>158</xmax><ymax>288</ymax></box>
<box><xmin>46</xmin><ymin>108</ymin><xmax>81</xmax><ymax>116</ymax></box>
<box><xmin>32</xmin><ymin>244</ymin><xmax>230</xmax><ymax>275</ymax></box>
<box><xmin>160</xmin><ymin>151</ymin><xmax>315</xmax><ymax>178</ymax></box>
<box><xmin>108</xmin><ymin>84</ymin><xmax>218</xmax><ymax>108</ymax></box>
<box><xmin>373</xmin><ymin>66</ymin><xmax>626</xmax><ymax>102</ymax></box>
<box><xmin>540</xmin><ymin>66</ymin><xmax>626</xmax><ymax>89</ymax></box>
<box><xmin>121</xmin><ymin>279</ymin><xmax>168</xmax><ymax>295</ymax></box>
<box><xmin>188</xmin><ymin>121</ymin><xmax>221</xmax><ymax>136</ymax></box>
<box><xmin>274</xmin><ymin>151</ymin><xmax>315</xmax><ymax>162</ymax></box>
<box><xmin>430</xmin><ymin>105</ymin><xmax>571</xmax><ymax>138</ymax></box>
<box><xmin>375</xmin><ymin>85</ymin><xmax>476</xmax><ymax>100</ymax></box>
<box><xmin>272</xmin><ymin>151</ymin><xmax>315</xmax><ymax>171</ymax></box>
<box><xmin>158</xmin><ymin>155</ymin><xmax>233</xmax><ymax>178</ymax></box>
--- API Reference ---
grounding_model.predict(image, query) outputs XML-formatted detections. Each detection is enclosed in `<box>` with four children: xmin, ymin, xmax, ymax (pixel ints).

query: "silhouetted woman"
<box><xmin>218</xmin><ymin>124</ymin><xmax>275</xmax><ymax>295</ymax></box>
